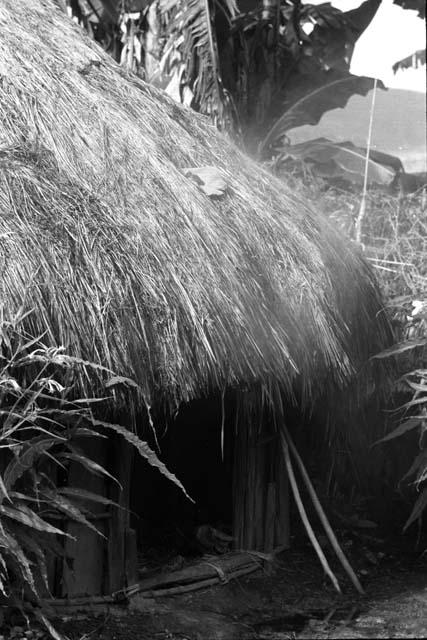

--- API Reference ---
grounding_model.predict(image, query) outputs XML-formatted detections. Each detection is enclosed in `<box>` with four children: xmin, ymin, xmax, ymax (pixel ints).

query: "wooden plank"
<box><xmin>246</xmin><ymin>427</ymin><xmax>256</xmax><ymax>549</ymax></box>
<box><xmin>233</xmin><ymin>412</ymin><xmax>291</xmax><ymax>553</ymax></box>
<box><xmin>125</xmin><ymin>527</ymin><xmax>138</xmax><ymax>587</ymax></box>
<box><xmin>232</xmin><ymin>417</ymin><xmax>248</xmax><ymax>549</ymax></box>
<box><xmin>253</xmin><ymin>438</ymin><xmax>265</xmax><ymax>550</ymax></box>
<box><xmin>62</xmin><ymin>522</ymin><xmax>107</xmax><ymax>597</ymax></box>
<box><xmin>107</xmin><ymin>434</ymin><xmax>134</xmax><ymax>592</ymax></box>
<box><xmin>274</xmin><ymin>435</ymin><xmax>290</xmax><ymax>549</ymax></box>
<box><xmin>62</xmin><ymin>438</ymin><xmax>108</xmax><ymax>597</ymax></box>
<box><xmin>264</xmin><ymin>482</ymin><xmax>276</xmax><ymax>553</ymax></box>
<box><xmin>234</xmin><ymin>417</ymin><xmax>272</xmax><ymax>551</ymax></box>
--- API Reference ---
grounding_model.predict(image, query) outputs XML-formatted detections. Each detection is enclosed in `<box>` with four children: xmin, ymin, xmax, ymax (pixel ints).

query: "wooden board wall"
<box><xmin>233</xmin><ymin>422</ymin><xmax>290</xmax><ymax>552</ymax></box>
<box><xmin>60</xmin><ymin>436</ymin><xmax>136</xmax><ymax>597</ymax></box>
<box><xmin>62</xmin><ymin>438</ymin><xmax>109</xmax><ymax>597</ymax></box>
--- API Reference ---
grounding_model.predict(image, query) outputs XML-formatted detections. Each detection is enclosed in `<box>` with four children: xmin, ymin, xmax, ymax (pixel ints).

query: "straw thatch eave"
<box><xmin>0</xmin><ymin>0</ymin><xmax>390</xmax><ymax>411</ymax></box>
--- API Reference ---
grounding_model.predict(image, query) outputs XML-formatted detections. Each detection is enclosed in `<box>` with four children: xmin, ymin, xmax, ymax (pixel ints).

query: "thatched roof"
<box><xmin>0</xmin><ymin>0</ymin><xmax>390</xmax><ymax>410</ymax></box>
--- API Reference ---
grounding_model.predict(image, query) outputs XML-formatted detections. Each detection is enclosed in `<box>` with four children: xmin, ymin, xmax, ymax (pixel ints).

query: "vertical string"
<box><xmin>355</xmin><ymin>77</ymin><xmax>378</xmax><ymax>244</ymax></box>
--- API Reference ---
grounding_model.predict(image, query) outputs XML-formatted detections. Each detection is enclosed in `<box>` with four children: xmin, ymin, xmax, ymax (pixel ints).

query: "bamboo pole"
<box><xmin>279</xmin><ymin>432</ymin><xmax>342</xmax><ymax>594</ymax></box>
<box><xmin>284</xmin><ymin>426</ymin><xmax>365</xmax><ymax>595</ymax></box>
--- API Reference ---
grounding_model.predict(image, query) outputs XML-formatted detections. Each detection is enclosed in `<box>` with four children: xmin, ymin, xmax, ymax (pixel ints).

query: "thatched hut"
<box><xmin>0</xmin><ymin>0</ymin><xmax>390</xmax><ymax>598</ymax></box>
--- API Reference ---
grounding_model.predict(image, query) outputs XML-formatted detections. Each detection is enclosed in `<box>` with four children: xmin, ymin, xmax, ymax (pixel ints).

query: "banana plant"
<box><xmin>272</xmin><ymin>137</ymin><xmax>398</xmax><ymax>186</ymax></box>
<box><xmin>61</xmin><ymin>1</ymin><xmax>359</xmax><ymax>133</ymax></box>
<box><xmin>157</xmin><ymin>0</ymin><xmax>238</xmax><ymax>129</ymax></box>
<box><xmin>258</xmin><ymin>75</ymin><xmax>380</xmax><ymax>157</ymax></box>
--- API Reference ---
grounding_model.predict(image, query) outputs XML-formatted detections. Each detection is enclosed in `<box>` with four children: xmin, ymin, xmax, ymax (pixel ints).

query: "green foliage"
<box><xmin>372</xmin><ymin>303</ymin><xmax>427</xmax><ymax>529</ymax></box>
<box><xmin>0</xmin><ymin>319</ymin><xmax>86</xmax><ymax>605</ymax></box>
<box><xmin>361</xmin><ymin>194</ymin><xmax>426</xmax><ymax>299</ymax></box>
<box><xmin>158</xmin><ymin>0</ymin><xmax>237</xmax><ymax>129</ymax></box>
<box><xmin>373</xmin><ymin>292</ymin><xmax>427</xmax><ymax>531</ymax></box>
<box><xmin>60</xmin><ymin>0</ymin><xmax>424</xmax><ymax>148</ymax></box>
<box><xmin>62</xmin><ymin>0</ymin><xmax>364</xmax><ymax>134</ymax></box>
<box><xmin>258</xmin><ymin>76</ymin><xmax>378</xmax><ymax>157</ymax></box>
<box><xmin>0</xmin><ymin>311</ymin><xmax>183</xmax><ymax>632</ymax></box>
<box><xmin>264</xmin><ymin>137</ymin><xmax>396</xmax><ymax>187</ymax></box>
<box><xmin>395</xmin><ymin>361</ymin><xmax>427</xmax><ymax>532</ymax></box>
<box><xmin>294</xmin><ymin>186</ymin><xmax>426</xmax><ymax>294</ymax></box>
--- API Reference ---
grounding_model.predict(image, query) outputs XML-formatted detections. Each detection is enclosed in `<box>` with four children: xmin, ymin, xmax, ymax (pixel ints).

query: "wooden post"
<box><xmin>264</xmin><ymin>482</ymin><xmax>276</xmax><ymax>552</ymax></box>
<box><xmin>125</xmin><ymin>527</ymin><xmax>138</xmax><ymax>587</ymax></box>
<box><xmin>62</xmin><ymin>438</ymin><xmax>109</xmax><ymax>597</ymax></box>
<box><xmin>274</xmin><ymin>440</ymin><xmax>290</xmax><ymax>549</ymax></box>
<box><xmin>107</xmin><ymin>434</ymin><xmax>134</xmax><ymax>593</ymax></box>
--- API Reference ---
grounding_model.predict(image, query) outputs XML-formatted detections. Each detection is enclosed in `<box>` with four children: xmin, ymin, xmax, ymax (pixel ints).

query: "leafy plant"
<box><xmin>373</xmin><ymin>298</ymin><xmax>427</xmax><ymax>532</ymax></box>
<box><xmin>157</xmin><ymin>0</ymin><xmax>237</xmax><ymax>128</ymax></box>
<box><xmin>267</xmin><ymin>137</ymin><xmax>397</xmax><ymax>186</ymax></box>
<box><xmin>59</xmin><ymin>0</ymin><xmax>424</xmax><ymax>143</ymax></box>
<box><xmin>258</xmin><ymin>75</ymin><xmax>379</xmax><ymax>157</ymax></box>
<box><xmin>0</xmin><ymin>311</ymin><xmax>186</xmax><ymax>634</ymax></box>
<box><xmin>60</xmin><ymin>1</ymin><xmax>370</xmax><ymax>135</ymax></box>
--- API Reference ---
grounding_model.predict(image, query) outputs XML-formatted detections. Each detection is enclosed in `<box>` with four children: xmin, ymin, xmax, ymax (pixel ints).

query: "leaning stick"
<box><xmin>284</xmin><ymin>426</ymin><xmax>365</xmax><ymax>595</ymax></box>
<box><xmin>279</xmin><ymin>432</ymin><xmax>342</xmax><ymax>594</ymax></box>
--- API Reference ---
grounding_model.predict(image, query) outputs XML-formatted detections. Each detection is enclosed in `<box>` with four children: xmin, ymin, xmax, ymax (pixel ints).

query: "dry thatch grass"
<box><xmin>318</xmin><ymin>188</ymin><xmax>427</xmax><ymax>299</ymax></box>
<box><xmin>0</xmin><ymin>0</ymin><xmax>391</xmax><ymax>412</ymax></box>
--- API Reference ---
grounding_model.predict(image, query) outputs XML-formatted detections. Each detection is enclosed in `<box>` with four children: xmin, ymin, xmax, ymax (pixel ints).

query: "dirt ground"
<box><xmin>53</xmin><ymin>533</ymin><xmax>427</xmax><ymax>640</ymax></box>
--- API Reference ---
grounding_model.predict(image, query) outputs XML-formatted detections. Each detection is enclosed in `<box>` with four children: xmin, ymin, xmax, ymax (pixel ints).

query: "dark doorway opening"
<box><xmin>130</xmin><ymin>393</ymin><xmax>235</xmax><ymax>559</ymax></box>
